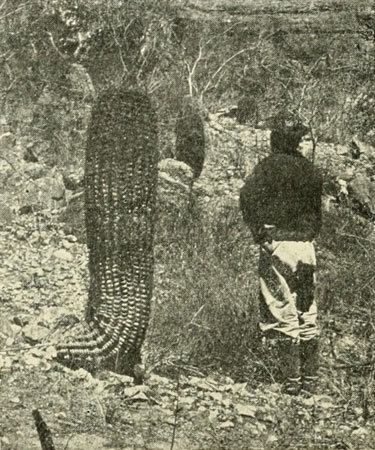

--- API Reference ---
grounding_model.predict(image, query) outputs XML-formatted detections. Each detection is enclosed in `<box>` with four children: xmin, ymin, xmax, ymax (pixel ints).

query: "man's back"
<box><xmin>240</xmin><ymin>153</ymin><xmax>323</xmax><ymax>242</ymax></box>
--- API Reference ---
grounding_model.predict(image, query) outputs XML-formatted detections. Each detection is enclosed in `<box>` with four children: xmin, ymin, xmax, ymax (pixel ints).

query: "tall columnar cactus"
<box><xmin>56</xmin><ymin>88</ymin><xmax>158</xmax><ymax>379</ymax></box>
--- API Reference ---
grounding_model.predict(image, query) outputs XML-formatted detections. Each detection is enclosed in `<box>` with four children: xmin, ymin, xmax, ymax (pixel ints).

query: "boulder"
<box><xmin>336</xmin><ymin>144</ymin><xmax>350</xmax><ymax>156</ymax></box>
<box><xmin>22</xmin><ymin>322</ymin><xmax>50</xmax><ymax>345</ymax></box>
<box><xmin>351</xmin><ymin>136</ymin><xmax>375</xmax><ymax>160</ymax></box>
<box><xmin>158</xmin><ymin>158</ymin><xmax>194</xmax><ymax>210</ymax></box>
<box><xmin>19</xmin><ymin>174</ymin><xmax>65</xmax><ymax>212</ymax></box>
<box><xmin>159</xmin><ymin>158</ymin><xmax>194</xmax><ymax>187</ymax></box>
<box><xmin>349</xmin><ymin>173</ymin><xmax>375</xmax><ymax>218</ymax></box>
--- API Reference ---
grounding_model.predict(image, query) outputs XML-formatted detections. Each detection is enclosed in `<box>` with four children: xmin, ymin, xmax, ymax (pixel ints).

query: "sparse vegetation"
<box><xmin>1</xmin><ymin>0</ymin><xmax>375</xmax><ymax>449</ymax></box>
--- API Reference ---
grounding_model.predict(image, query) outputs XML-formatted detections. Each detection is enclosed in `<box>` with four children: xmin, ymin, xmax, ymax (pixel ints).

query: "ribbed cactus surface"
<box><xmin>56</xmin><ymin>89</ymin><xmax>158</xmax><ymax>378</ymax></box>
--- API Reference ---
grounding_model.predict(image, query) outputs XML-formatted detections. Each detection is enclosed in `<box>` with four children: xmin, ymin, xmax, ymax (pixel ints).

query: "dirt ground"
<box><xmin>1</xmin><ymin>215</ymin><xmax>375</xmax><ymax>450</ymax></box>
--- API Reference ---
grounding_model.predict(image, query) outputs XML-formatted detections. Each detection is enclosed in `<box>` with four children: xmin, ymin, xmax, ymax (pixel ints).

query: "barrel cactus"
<box><xmin>55</xmin><ymin>88</ymin><xmax>158</xmax><ymax>381</ymax></box>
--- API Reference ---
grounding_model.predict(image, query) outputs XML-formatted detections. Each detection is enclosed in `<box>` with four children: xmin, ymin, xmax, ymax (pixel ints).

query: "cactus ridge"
<box><xmin>56</xmin><ymin>89</ymin><xmax>158</xmax><ymax>375</ymax></box>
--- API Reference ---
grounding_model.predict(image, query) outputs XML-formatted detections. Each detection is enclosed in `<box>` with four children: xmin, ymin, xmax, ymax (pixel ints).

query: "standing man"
<box><xmin>240</xmin><ymin>115</ymin><xmax>323</xmax><ymax>395</ymax></box>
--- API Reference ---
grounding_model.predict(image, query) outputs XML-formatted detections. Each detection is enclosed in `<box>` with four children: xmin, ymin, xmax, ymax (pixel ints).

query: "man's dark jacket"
<box><xmin>240</xmin><ymin>153</ymin><xmax>323</xmax><ymax>243</ymax></box>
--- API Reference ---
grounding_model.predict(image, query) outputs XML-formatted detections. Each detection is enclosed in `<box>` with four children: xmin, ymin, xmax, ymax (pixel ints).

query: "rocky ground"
<box><xmin>0</xmin><ymin>216</ymin><xmax>373</xmax><ymax>449</ymax></box>
<box><xmin>0</xmin><ymin>180</ymin><xmax>375</xmax><ymax>450</ymax></box>
<box><xmin>1</xmin><ymin>111</ymin><xmax>375</xmax><ymax>449</ymax></box>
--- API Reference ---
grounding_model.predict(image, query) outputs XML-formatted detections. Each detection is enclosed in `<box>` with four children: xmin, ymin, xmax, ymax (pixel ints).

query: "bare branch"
<box><xmin>200</xmin><ymin>45</ymin><xmax>257</xmax><ymax>100</ymax></box>
<box><xmin>0</xmin><ymin>155</ymin><xmax>17</xmax><ymax>172</ymax></box>
<box><xmin>0</xmin><ymin>1</ymin><xmax>31</xmax><ymax>21</ymax></box>
<box><xmin>109</xmin><ymin>18</ymin><xmax>133</xmax><ymax>80</ymax></box>
<box><xmin>46</xmin><ymin>32</ymin><xmax>69</xmax><ymax>60</ymax></box>
<box><xmin>186</xmin><ymin>39</ymin><xmax>203</xmax><ymax>97</ymax></box>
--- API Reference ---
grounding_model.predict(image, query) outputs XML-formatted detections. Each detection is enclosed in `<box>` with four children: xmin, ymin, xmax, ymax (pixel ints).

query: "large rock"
<box><xmin>350</xmin><ymin>136</ymin><xmax>375</xmax><ymax>160</ymax></box>
<box><xmin>349</xmin><ymin>173</ymin><xmax>375</xmax><ymax>218</ymax></box>
<box><xmin>158</xmin><ymin>158</ymin><xmax>194</xmax><ymax>210</ymax></box>
<box><xmin>19</xmin><ymin>173</ymin><xmax>66</xmax><ymax>212</ymax></box>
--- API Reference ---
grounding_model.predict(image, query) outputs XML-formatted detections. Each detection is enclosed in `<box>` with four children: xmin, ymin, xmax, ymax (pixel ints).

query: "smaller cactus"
<box><xmin>175</xmin><ymin>97</ymin><xmax>205</xmax><ymax>179</ymax></box>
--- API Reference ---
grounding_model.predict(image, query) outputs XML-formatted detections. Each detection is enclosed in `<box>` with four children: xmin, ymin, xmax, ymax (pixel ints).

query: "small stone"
<box><xmin>262</xmin><ymin>413</ymin><xmax>277</xmax><ymax>424</ymax></box>
<box><xmin>300</xmin><ymin>396</ymin><xmax>315</xmax><ymax>407</ymax></box>
<box><xmin>342</xmin><ymin>167</ymin><xmax>355</xmax><ymax>180</ymax></box>
<box><xmin>15</xmin><ymin>230</ymin><xmax>27</xmax><ymax>240</ymax></box>
<box><xmin>54</xmin><ymin>249</ymin><xmax>73</xmax><ymax>262</ymax></box>
<box><xmin>222</xmin><ymin>399</ymin><xmax>233</xmax><ymax>408</ymax></box>
<box><xmin>231</xmin><ymin>382</ymin><xmax>248</xmax><ymax>395</ymax></box>
<box><xmin>256</xmin><ymin>422</ymin><xmax>267</xmax><ymax>433</ymax></box>
<box><xmin>336</xmin><ymin>144</ymin><xmax>349</xmax><ymax>156</ymax></box>
<box><xmin>22</xmin><ymin>323</ymin><xmax>50</xmax><ymax>344</ymax></box>
<box><xmin>209</xmin><ymin>392</ymin><xmax>223</xmax><ymax>402</ymax></box>
<box><xmin>208</xmin><ymin>410</ymin><xmax>219</xmax><ymax>422</ymax></box>
<box><xmin>1</xmin><ymin>436</ymin><xmax>10</xmax><ymax>446</ymax></box>
<box><xmin>222</xmin><ymin>408</ymin><xmax>232</xmax><ymax>417</ymax></box>
<box><xmin>23</xmin><ymin>353</ymin><xmax>41</xmax><ymax>367</ymax></box>
<box><xmin>13</xmin><ymin>316</ymin><xmax>28</xmax><ymax>327</ymax></box>
<box><xmin>123</xmin><ymin>385</ymin><xmax>150</xmax><ymax>397</ymax></box>
<box><xmin>148</xmin><ymin>374</ymin><xmax>170</xmax><ymax>385</ymax></box>
<box><xmin>219</xmin><ymin>420</ymin><xmax>234</xmax><ymax>429</ymax></box>
<box><xmin>164</xmin><ymin>416</ymin><xmax>176</xmax><ymax>426</ymax></box>
<box><xmin>129</xmin><ymin>391</ymin><xmax>148</xmax><ymax>402</ymax></box>
<box><xmin>267</xmin><ymin>434</ymin><xmax>278</xmax><ymax>443</ymax></box>
<box><xmin>33</xmin><ymin>268</ymin><xmax>44</xmax><ymax>277</ymax></box>
<box><xmin>45</xmin><ymin>346</ymin><xmax>58</xmax><ymax>360</ymax></box>
<box><xmin>179</xmin><ymin>396</ymin><xmax>195</xmax><ymax>406</ymax></box>
<box><xmin>314</xmin><ymin>395</ymin><xmax>335</xmax><ymax>409</ymax></box>
<box><xmin>62</xmin><ymin>239</ymin><xmax>72</xmax><ymax>249</ymax></box>
<box><xmin>351</xmin><ymin>427</ymin><xmax>368</xmax><ymax>438</ymax></box>
<box><xmin>245</xmin><ymin>423</ymin><xmax>261</xmax><ymax>436</ymax></box>
<box><xmin>235</xmin><ymin>403</ymin><xmax>257</xmax><ymax>418</ymax></box>
<box><xmin>188</xmin><ymin>376</ymin><xmax>216</xmax><ymax>391</ymax></box>
<box><xmin>65</xmin><ymin>234</ymin><xmax>78</xmax><ymax>243</ymax></box>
